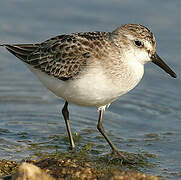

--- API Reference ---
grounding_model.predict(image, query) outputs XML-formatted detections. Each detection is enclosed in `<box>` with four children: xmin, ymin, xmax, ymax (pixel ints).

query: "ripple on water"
<box><xmin>0</xmin><ymin>1</ymin><xmax>181</xmax><ymax>179</ymax></box>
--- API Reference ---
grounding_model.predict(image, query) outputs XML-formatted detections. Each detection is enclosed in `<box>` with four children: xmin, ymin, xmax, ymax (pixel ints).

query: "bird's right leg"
<box><xmin>97</xmin><ymin>108</ymin><xmax>131</xmax><ymax>163</ymax></box>
<box><xmin>62</xmin><ymin>101</ymin><xmax>75</xmax><ymax>149</ymax></box>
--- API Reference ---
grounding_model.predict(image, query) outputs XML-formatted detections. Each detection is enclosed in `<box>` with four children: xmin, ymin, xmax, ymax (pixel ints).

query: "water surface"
<box><xmin>0</xmin><ymin>0</ymin><xmax>181</xmax><ymax>179</ymax></box>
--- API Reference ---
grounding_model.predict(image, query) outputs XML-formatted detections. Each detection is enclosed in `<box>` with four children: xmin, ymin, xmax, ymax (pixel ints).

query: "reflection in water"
<box><xmin>0</xmin><ymin>0</ymin><xmax>181</xmax><ymax>179</ymax></box>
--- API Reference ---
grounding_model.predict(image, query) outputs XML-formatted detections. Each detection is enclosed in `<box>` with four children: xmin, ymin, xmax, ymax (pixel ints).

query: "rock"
<box><xmin>12</xmin><ymin>163</ymin><xmax>55</xmax><ymax>180</ymax></box>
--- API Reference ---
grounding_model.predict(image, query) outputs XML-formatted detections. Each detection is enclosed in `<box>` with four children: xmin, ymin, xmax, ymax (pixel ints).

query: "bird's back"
<box><xmin>2</xmin><ymin>32</ymin><xmax>110</xmax><ymax>81</ymax></box>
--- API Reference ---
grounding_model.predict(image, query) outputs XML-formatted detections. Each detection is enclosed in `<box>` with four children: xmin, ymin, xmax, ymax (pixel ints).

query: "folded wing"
<box><xmin>3</xmin><ymin>34</ymin><xmax>91</xmax><ymax>81</ymax></box>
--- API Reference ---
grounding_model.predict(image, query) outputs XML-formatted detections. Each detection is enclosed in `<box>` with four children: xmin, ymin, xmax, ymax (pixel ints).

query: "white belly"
<box><xmin>27</xmin><ymin>62</ymin><xmax>144</xmax><ymax>108</ymax></box>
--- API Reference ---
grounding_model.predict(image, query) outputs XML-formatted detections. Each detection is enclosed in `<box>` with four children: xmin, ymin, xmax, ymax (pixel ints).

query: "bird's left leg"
<box><xmin>62</xmin><ymin>101</ymin><xmax>75</xmax><ymax>149</ymax></box>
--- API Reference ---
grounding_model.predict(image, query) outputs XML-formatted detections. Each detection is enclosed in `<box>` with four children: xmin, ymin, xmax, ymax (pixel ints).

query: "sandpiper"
<box><xmin>1</xmin><ymin>24</ymin><xmax>176</xmax><ymax>162</ymax></box>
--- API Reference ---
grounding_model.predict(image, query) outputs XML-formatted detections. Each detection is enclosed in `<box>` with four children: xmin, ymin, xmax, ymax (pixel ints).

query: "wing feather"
<box><xmin>3</xmin><ymin>32</ymin><xmax>109</xmax><ymax>80</ymax></box>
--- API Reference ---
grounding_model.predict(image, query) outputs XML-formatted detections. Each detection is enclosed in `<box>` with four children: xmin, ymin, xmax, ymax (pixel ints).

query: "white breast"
<box><xmin>26</xmin><ymin>61</ymin><xmax>144</xmax><ymax>108</ymax></box>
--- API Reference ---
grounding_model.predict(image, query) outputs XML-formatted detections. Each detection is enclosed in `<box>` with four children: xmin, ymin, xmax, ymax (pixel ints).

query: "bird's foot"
<box><xmin>112</xmin><ymin>150</ymin><xmax>134</xmax><ymax>165</ymax></box>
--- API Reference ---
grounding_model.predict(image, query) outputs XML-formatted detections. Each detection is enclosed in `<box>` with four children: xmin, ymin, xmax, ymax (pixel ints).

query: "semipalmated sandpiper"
<box><xmin>1</xmin><ymin>24</ymin><xmax>177</xmax><ymax>162</ymax></box>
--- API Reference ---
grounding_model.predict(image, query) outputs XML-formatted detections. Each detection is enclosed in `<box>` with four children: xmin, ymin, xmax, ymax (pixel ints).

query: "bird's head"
<box><xmin>111</xmin><ymin>24</ymin><xmax>176</xmax><ymax>78</ymax></box>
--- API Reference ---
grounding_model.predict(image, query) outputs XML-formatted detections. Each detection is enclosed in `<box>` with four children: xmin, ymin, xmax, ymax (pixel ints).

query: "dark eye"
<box><xmin>134</xmin><ymin>40</ymin><xmax>143</xmax><ymax>47</ymax></box>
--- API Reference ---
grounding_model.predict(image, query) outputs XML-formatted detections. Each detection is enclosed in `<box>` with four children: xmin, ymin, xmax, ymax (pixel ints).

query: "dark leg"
<box><xmin>97</xmin><ymin>108</ymin><xmax>130</xmax><ymax>162</ymax></box>
<box><xmin>62</xmin><ymin>101</ymin><xmax>75</xmax><ymax>149</ymax></box>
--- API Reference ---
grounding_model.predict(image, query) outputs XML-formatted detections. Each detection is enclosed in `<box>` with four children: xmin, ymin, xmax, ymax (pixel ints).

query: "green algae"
<box><xmin>0</xmin><ymin>146</ymin><xmax>160</xmax><ymax>180</ymax></box>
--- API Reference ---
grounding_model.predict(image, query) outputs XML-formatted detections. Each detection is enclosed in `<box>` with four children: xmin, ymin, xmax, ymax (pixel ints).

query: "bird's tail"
<box><xmin>1</xmin><ymin>44</ymin><xmax>39</xmax><ymax>62</ymax></box>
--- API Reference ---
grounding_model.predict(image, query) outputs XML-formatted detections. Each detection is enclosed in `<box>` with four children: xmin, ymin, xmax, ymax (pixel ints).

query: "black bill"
<box><xmin>151</xmin><ymin>53</ymin><xmax>177</xmax><ymax>78</ymax></box>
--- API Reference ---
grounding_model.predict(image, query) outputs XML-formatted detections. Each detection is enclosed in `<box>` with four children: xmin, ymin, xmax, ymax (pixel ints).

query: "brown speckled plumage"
<box><xmin>3</xmin><ymin>24</ymin><xmax>159</xmax><ymax>82</ymax></box>
<box><xmin>4</xmin><ymin>32</ymin><xmax>110</xmax><ymax>81</ymax></box>
<box><xmin>1</xmin><ymin>24</ymin><xmax>176</xmax><ymax>162</ymax></box>
<box><xmin>113</xmin><ymin>24</ymin><xmax>155</xmax><ymax>41</ymax></box>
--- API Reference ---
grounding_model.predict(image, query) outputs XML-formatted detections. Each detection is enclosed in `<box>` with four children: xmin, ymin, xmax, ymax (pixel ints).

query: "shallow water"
<box><xmin>0</xmin><ymin>0</ymin><xmax>181</xmax><ymax>179</ymax></box>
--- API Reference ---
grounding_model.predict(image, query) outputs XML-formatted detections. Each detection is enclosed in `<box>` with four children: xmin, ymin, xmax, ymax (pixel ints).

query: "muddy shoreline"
<box><xmin>0</xmin><ymin>150</ymin><xmax>162</xmax><ymax>180</ymax></box>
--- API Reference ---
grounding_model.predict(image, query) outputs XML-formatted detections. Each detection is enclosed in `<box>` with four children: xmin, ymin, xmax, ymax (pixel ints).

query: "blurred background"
<box><xmin>0</xmin><ymin>0</ymin><xmax>180</xmax><ymax>179</ymax></box>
